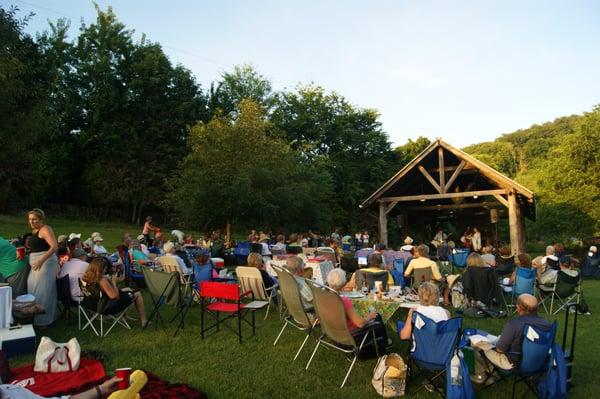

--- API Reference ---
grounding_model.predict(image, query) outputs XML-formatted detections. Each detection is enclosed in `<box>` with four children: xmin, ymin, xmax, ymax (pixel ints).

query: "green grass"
<box><xmin>1</xmin><ymin>215</ymin><xmax>599</xmax><ymax>398</ymax></box>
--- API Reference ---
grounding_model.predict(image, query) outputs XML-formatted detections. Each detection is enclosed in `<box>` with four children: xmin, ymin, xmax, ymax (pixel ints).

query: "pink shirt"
<box><xmin>341</xmin><ymin>296</ymin><xmax>359</xmax><ymax>331</ymax></box>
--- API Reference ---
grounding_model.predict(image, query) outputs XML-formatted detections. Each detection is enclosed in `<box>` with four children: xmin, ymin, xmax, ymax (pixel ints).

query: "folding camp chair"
<box><xmin>142</xmin><ymin>266</ymin><xmax>192</xmax><ymax>337</ymax></box>
<box><xmin>78</xmin><ymin>280</ymin><xmax>134</xmax><ymax>337</ymax></box>
<box><xmin>410</xmin><ymin>267</ymin><xmax>433</xmax><ymax>293</ymax></box>
<box><xmin>234</xmin><ymin>241</ymin><xmax>252</xmax><ymax>265</ymax></box>
<box><xmin>272</xmin><ymin>265</ymin><xmax>318</xmax><ymax>360</ymax></box>
<box><xmin>305</xmin><ymin>280</ymin><xmax>381</xmax><ymax>388</ymax></box>
<box><xmin>408</xmin><ymin>312</ymin><xmax>463</xmax><ymax>397</ymax></box>
<box><xmin>486</xmin><ymin>321</ymin><xmax>557</xmax><ymax>398</ymax></box>
<box><xmin>157</xmin><ymin>256</ymin><xmax>193</xmax><ymax>285</ymax></box>
<box><xmin>451</xmin><ymin>248</ymin><xmax>469</xmax><ymax>273</ymax></box>
<box><xmin>391</xmin><ymin>258</ymin><xmax>406</xmax><ymax>288</ymax></box>
<box><xmin>538</xmin><ymin>271</ymin><xmax>581</xmax><ymax>315</ymax></box>
<box><xmin>235</xmin><ymin>266</ymin><xmax>278</xmax><ymax>320</ymax></box>
<box><xmin>56</xmin><ymin>274</ymin><xmax>79</xmax><ymax>323</ymax></box>
<box><xmin>355</xmin><ymin>270</ymin><xmax>389</xmax><ymax>291</ymax></box>
<box><xmin>118</xmin><ymin>247</ymin><xmax>144</xmax><ymax>288</ymax></box>
<box><xmin>316</xmin><ymin>247</ymin><xmax>339</xmax><ymax>266</ymax></box>
<box><xmin>199</xmin><ymin>281</ymin><xmax>262</xmax><ymax>343</ymax></box>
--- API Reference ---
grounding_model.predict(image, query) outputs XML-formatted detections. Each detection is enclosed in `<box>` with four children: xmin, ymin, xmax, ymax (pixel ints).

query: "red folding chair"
<box><xmin>199</xmin><ymin>281</ymin><xmax>259</xmax><ymax>343</ymax></box>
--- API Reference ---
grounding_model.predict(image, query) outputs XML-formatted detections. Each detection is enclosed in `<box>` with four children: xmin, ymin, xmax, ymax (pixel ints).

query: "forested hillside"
<box><xmin>465</xmin><ymin>109</ymin><xmax>600</xmax><ymax>243</ymax></box>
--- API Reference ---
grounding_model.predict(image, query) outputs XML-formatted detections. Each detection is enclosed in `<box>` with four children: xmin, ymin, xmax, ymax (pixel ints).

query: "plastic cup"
<box><xmin>115</xmin><ymin>368</ymin><xmax>132</xmax><ymax>390</ymax></box>
<box><xmin>16</xmin><ymin>247</ymin><xmax>25</xmax><ymax>261</ymax></box>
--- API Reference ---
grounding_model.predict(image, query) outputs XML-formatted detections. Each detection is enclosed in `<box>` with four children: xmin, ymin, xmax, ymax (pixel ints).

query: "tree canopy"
<box><xmin>2</xmin><ymin>3</ymin><xmax>600</xmax><ymax>244</ymax></box>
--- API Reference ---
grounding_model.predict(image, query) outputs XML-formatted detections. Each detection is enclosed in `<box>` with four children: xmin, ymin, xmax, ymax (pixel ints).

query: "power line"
<box><xmin>10</xmin><ymin>0</ymin><xmax>230</xmax><ymax>69</ymax></box>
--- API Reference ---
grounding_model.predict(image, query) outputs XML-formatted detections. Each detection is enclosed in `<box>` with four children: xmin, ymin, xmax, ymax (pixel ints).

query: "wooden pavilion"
<box><xmin>360</xmin><ymin>138</ymin><xmax>536</xmax><ymax>255</ymax></box>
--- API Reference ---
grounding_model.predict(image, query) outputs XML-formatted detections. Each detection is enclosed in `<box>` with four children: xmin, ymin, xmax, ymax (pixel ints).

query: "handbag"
<box><xmin>372</xmin><ymin>353</ymin><xmax>407</xmax><ymax>397</ymax></box>
<box><xmin>33</xmin><ymin>336</ymin><xmax>81</xmax><ymax>373</ymax></box>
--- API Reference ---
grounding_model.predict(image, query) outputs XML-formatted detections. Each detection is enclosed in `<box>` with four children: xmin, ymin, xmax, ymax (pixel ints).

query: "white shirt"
<box><xmin>416</xmin><ymin>305</ymin><xmax>449</xmax><ymax>323</ymax></box>
<box><xmin>59</xmin><ymin>258</ymin><xmax>89</xmax><ymax>301</ymax></box>
<box><xmin>93</xmin><ymin>244</ymin><xmax>107</xmax><ymax>255</ymax></box>
<box><xmin>0</xmin><ymin>384</ymin><xmax>68</xmax><ymax>399</ymax></box>
<box><xmin>163</xmin><ymin>253</ymin><xmax>192</xmax><ymax>275</ymax></box>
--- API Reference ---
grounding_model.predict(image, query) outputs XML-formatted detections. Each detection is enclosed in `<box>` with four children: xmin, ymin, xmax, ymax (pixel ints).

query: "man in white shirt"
<box><xmin>161</xmin><ymin>241</ymin><xmax>192</xmax><ymax>275</ymax></box>
<box><xmin>58</xmin><ymin>248</ymin><xmax>89</xmax><ymax>301</ymax></box>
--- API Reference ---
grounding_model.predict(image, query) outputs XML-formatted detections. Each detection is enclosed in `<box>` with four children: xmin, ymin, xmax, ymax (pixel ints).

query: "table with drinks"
<box><xmin>341</xmin><ymin>284</ymin><xmax>419</xmax><ymax>330</ymax></box>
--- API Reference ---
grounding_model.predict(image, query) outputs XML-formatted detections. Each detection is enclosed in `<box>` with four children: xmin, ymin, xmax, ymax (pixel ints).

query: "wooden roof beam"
<box><xmin>418</xmin><ymin>165</ymin><xmax>442</xmax><ymax>193</ymax></box>
<box><xmin>405</xmin><ymin>202</ymin><xmax>498</xmax><ymax>211</ymax></box>
<box><xmin>438</xmin><ymin>147</ymin><xmax>446</xmax><ymax>193</ymax></box>
<box><xmin>493</xmin><ymin>194</ymin><xmax>509</xmax><ymax>208</ymax></box>
<box><xmin>444</xmin><ymin>160</ymin><xmax>466</xmax><ymax>193</ymax></box>
<box><xmin>378</xmin><ymin>189</ymin><xmax>508</xmax><ymax>203</ymax></box>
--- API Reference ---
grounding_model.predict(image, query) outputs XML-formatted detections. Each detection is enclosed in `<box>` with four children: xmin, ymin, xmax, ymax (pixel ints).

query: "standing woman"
<box><xmin>26</xmin><ymin>208</ymin><xmax>58</xmax><ymax>327</ymax></box>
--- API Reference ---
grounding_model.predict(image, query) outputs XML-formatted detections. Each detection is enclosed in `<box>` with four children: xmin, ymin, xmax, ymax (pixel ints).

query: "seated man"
<box><xmin>0</xmin><ymin>236</ymin><xmax>30</xmax><ymax>297</ymax></box>
<box><xmin>58</xmin><ymin>248</ymin><xmax>89</xmax><ymax>301</ymax></box>
<box><xmin>159</xmin><ymin>241</ymin><xmax>192</xmax><ymax>276</ymax></box>
<box><xmin>285</xmin><ymin>255</ymin><xmax>313</xmax><ymax>309</ymax></box>
<box><xmin>342</xmin><ymin>253</ymin><xmax>394</xmax><ymax>291</ymax></box>
<box><xmin>404</xmin><ymin>244</ymin><xmax>449</xmax><ymax>305</ymax></box>
<box><xmin>474</xmin><ymin>294</ymin><xmax>551</xmax><ymax>375</ymax></box>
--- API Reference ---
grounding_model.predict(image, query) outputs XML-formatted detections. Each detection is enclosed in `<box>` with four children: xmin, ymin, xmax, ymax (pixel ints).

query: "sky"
<box><xmin>6</xmin><ymin>0</ymin><xmax>600</xmax><ymax>148</ymax></box>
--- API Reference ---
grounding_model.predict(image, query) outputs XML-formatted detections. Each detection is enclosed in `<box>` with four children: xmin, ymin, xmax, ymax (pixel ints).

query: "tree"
<box><xmin>394</xmin><ymin>136</ymin><xmax>431</xmax><ymax>165</ymax></box>
<box><xmin>0</xmin><ymin>6</ymin><xmax>66</xmax><ymax>211</ymax></box>
<box><xmin>207</xmin><ymin>64</ymin><xmax>274</xmax><ymax>118</ymax></box>
<box><xmin>271</xmin><ymin>84</ymin><xmax>398</xmax><ymax>227</ymax></box>
<box><xmin>167</xmin><ymin>100</ymin><xmax>333</xmax><ymax>232</ymax></box>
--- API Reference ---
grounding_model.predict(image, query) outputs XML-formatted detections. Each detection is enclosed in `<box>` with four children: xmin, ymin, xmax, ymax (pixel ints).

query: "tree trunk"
<box><xmin>131</xmin><ymin>202</ymin><xmax>137</xmax><ymax>224</ymax></box>
<box><xmin>226</xmin><ymin>221</ymin><xmax>232</xmax><ymax>245</ymax></box>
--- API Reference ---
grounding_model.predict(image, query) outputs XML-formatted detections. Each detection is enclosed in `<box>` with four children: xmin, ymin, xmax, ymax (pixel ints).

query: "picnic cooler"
<box><xmin>372</xmin><ymin>353</ymin><xmax>407</xmax><ymax>397</ymax></box>
<box><xmin>0</xmin><ymin>324</ymin><xmax>36</xmax><ymax>358</ymax></box>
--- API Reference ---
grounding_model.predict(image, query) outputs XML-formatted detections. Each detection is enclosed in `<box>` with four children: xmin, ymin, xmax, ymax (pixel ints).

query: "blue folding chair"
<box><xmin>234</xmin><ymin>241</ymin><xmax>251</xmax><ymax>265</ymax></box>
<box><xmin>488</xmin><ymin>321</ymin><xmax>557</xmax><ymax>398</ymax></box>
<box><xmin>450</xmin><ymin>248</ymin><xmax>470</xmax><ymax>273</ymax></box>
<box><xmin>120</xmin><ymin>247</ymin><xmax>145</xmax><ymax>287</ymax></box>
<box><xmin>391</xmin><ymin>258</ymin><xmax>406</xmax><ymax>288</ymax></box>
<box><xmin>408</xmin><ymin>312</ymin><xmax>463</xmax><ymax>397</ymax></box>
<box><xmin>513</xmin><ymin>267</ymin><xmax>536</xmax><ymax>297</ymax></box>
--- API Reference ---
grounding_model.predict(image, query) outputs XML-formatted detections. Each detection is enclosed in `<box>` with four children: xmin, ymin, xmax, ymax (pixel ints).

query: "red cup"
<box><xmin>115</xmin><ymin>368</ymin><xmax>132</xmax><ymax>390</ymax></box>
<box><xmin>16</xmin><ymin>247</ymin><xmax>25</xmax><ymax>261</ymax></box>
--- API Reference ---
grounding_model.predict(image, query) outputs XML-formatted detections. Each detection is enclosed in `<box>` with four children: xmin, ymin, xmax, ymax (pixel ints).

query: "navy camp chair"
<box><xmin>489</xmin><ymin>321</ymin><xmax>557</xmax><ymax>398</ymax></box>
<box><xmin>409</xmin><ymin>312</ymin><xmax>462</xmax><ymax>397</ymax></box>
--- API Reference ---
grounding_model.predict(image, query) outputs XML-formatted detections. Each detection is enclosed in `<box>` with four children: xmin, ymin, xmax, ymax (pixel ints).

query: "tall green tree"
<box><xmin>271</xmin><ymin>84</ymin><xmax>398</xmax><ymax>227</ymax></box>
<box><xmin>207</xmin><ymin>64</ymin><xmax>274</xmax><ymax>118</ymax></box>
<box><xmin>0</xmin><ymin>6</ymin><xmax>67</xmax><ymax>211</ymax></box>
<box><xmin>168</xmin><ymin>100</ymin><xmax>333</xmax><ymax>232</ymax></box>
<box><xmin>60</xmin><ymin>4</ymin><xmax>205</xmax><ymax>221</ymax></box>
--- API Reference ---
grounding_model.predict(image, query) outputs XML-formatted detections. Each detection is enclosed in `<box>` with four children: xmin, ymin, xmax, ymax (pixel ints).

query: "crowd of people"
<box><xmin>0</xmin><ymin>213</ymin><xmax>595</xmax><ymax>395</ymax></box>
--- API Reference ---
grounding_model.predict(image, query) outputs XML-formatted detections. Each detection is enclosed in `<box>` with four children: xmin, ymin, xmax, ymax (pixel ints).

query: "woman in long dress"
<box><xmin>26</xmin><ymin>208</ymin><xmax>58</xmax><ymax>327</ymax></box>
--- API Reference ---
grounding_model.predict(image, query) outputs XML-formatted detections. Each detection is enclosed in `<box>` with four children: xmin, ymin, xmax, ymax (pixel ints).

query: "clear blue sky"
<box><xmin>7</xmin><ymin>0</ymin><xmax>600</xmax><ymax>148</ymax></box>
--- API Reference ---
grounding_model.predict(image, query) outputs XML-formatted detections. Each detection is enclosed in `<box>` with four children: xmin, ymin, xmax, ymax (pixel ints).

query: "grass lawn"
<box><xmin>1</xmin><ymin>215</ymin><xmax>599</xmax><ymax>398</ymax></box>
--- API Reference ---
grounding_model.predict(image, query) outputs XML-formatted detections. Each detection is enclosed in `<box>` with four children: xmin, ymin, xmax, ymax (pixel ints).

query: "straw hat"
<box><xmin>404</xmin><ymin>236</ymin><xmax>414</xmax><ymax>245</ymax></box>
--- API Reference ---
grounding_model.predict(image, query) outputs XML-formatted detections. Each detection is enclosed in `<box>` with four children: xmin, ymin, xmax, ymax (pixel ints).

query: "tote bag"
<box><xmin>33</xmin><ymin>337</ymin><xmax>80</xmax><ymax>373</ymax></box>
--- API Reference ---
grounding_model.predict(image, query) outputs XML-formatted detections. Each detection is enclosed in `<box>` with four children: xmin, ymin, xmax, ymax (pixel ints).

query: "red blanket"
<box><xmin>9</xmin><ymin>358</ymin><xmax>106</xmax><ymax>397</ymax></box>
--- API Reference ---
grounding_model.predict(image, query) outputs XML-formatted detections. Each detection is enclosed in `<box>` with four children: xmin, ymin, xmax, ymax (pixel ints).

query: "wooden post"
<box><xmin>379</xmin><ymin>202</ymin><xmax>388</xmax><ymax>246</ymax></box>
<box><xmin>402</xmin><ymin>211</ymin><xmax>409</xmax><ymax>241</ymax></box>
<box><xmin>508</xmin><ymin>192</ymin><xmax>525</xmax><ymax>255</ymax></box>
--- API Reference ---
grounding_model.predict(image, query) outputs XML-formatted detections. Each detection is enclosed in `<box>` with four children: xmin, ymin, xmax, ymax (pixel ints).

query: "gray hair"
<box><xmin>327</xmin><ymin>268</ymin><xmax>347</xmax><ymax>291</ymax></box>
<box><xmin>286</xmin><ymin>256</ymin><xmax>304</xmax><ymax>275</ymax></box>
<box><xmin>417</xmin><ymin>244</ymin><xmax>429</xmax><ymax>257</ymax></box>
<box><xmin>545</xmin><ymin>245</ymin><xmax>555</xmax><ymax>256</ymax></box>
